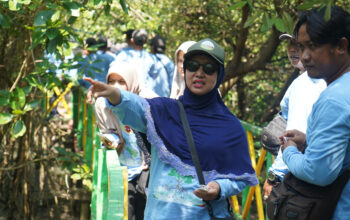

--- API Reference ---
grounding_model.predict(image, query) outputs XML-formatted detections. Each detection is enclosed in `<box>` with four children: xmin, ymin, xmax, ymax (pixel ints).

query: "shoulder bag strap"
<box><xmin>177</xmin><ymin>100</ymin><xmax>205</xmax><ymax>184</ymax></box>
<box><xmin>177</xmin><ymin>100</ymin><xmax>216</xmax><ymax>217</ymax></box>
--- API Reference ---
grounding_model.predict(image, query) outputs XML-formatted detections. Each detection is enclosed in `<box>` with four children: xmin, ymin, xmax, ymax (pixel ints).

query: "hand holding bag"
<box><xmin>177</xmin><ymin>100</ymin><xmax>236</xmax><ymax>220</ymax></box>
<box><xmin>261</xmin><ymin>113</ymin><xmax>287</xmax><ymax>156</ymax></box>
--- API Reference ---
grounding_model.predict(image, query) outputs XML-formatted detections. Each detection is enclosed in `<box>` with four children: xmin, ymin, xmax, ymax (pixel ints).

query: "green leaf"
<box><xmin>104</xmin><ymin>3</ymin><xmax>110</xmax><ymax>15</ymax></box>
<box><xmin>23</xmin><ymin>100</ymin><xmax>40</xmax><ymax>112</ymax></box>
<box><xmin>244</xmin><ymin>15</ymin><xmax>257</xmax><ymax>28</ymax></box>
<box><xmin>0</xmin><ymin>13</ymin><xmax>10</xmax><ymax>28</ymax></box>
<box><xmin>25</xmin><ymin>76</ymin><xmax>40</xmax><ymax>88</ymax></box>
<box><xmin>29</xmin><ymin>29</ymin><xmax>46</xmax><ymax>50</ymax></box>
<box><xmin>246</xmin><ymin>0</ymin><xmax>254</xmax><ymax>11</ymax></box>
<box><xmin>47</xmin><ymin>39</ymin><xmax>57</xmax><ymax>53</ymax></box>
<box><xmin>11</xmin><ymin>120</ymin><xmax>26</xmax><ymax>138</ymax></box>
<box><xmin>23</xmin><ymin>86</ymin><xmax>32</xmax><ymax>95</ymax></box>
<box><xmin>10</xmin><ymin>88</ymin><xmax>26</xmax><ymax>110</ymax></box>
<box><xmin>297</xmin><ymin>1</ymin><xmax>318</xmax><ymax>10</ymax></box>
<box><xmin>72</xmin><ymin>167</ymin><xmax>81</xmax><ymax>172</ymax></box>
<box><xmin>16</xmin><ymin>87</ymin><xmax>26</xmax><ymax>108</ymax></box>
<box><xmin>51</xmin><ymin>11</ymin><xmax>60</xmax><ymax>22</ymax></box>
<box><xmin>10</xmin><ymin>99</ymin><xmax>18</xmax><ymax>110</ymax></box>
<box><xmin>271</xmin><ymin>18</ymin><xmax>285</xmax><ymax>32</ymax></box>
<box><xmin>0</xmin><ymin>90</ymin><xmax>10</xmax><ymax>97</ymax></box>
<box><xmin>94</xmin><ymin>0</ymin><xmax>102</xmax><ymax>5</ymax></box>
<box><xmin>18</xmin><ymin>0</ymin><xmax>30</xmax><ymax>4</ymax></box>
<box><xmin>46</xmin><ymin>28</ymin><xmax>59</xmax><ymax>40</ymax></box>
<box><xmin>82</xmin><ymin>164</ymin><xmax>90</xmax><ymax>173</ymax></box>
<box><xmin>9</xmin><ymin>0</ymin><xmax>21</xmax><ymax>11</ymax></box>
<box><xmin>55</xmin><ymin>146</ymin><xmax>69</xmax><ymax>155</ymax></box>
<box><xmin>260</xmin><ymin>13</ymin><xmax>271</xmax><ymax>32</ymax></box>
<box><xmin>119</xmin><ymin>0</ymin><xmax>128</xmax><ymax>13</ymax></box>
<box><xmin>282</xmin><ymin>12</ymin><xmax>294</xmax><ymax>34</ymax></box>
<box><xmin>71</xmin><ymin>173</ymin><xmax>82</xmax><ymax>180</ymax></box>
<box><xmin>62</xmin><ymin>1</ymin><xmax>81</xmax><ymax>13</ymax></box>
<box><xmin>230</xmin><ymin>1</ymin><xmax>246</xmax><ymax>10</ymax></box>
<box><xmin>0</xmin><ymin>113</ymin><xmax>13</xmax><ymax>125</ymax></box>
<box><xmin>0</xmin><ymin>97</ymin><xmax>9</xmax><ymax>106</ymax></box>
<box><xmin>34</xmin><ymin>10</ymin><xmax>54</xmax><ymax>26</ymax></box>
<box><xmin>67</xmin><ymin>16</ymin><xmax>77</xmax><ymax>24</ymax></box>
<box><xmin>324</xmin><ymin>1</ymin><xmax>332</xmax><ymax>21</ymax></box>
<box><xmin>12</xmin><ymin>109</ymin><xmax>24</xmax><ymax>115</ymax></box>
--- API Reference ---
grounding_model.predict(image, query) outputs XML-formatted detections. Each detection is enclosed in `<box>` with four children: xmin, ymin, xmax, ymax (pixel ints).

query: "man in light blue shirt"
<box><xmin>114</xmin><ymin>29</ymin><xmax>161</xmax><ymax>96</ymax></box>
<box><xmin>281</xmin><ymin>6</ymin><xmax>350</xmax><ymax>219</ymax></box>
<box><xmin>150</xmin><ymin>35</ymin><xmax>175</xmax><ymax>97</ymax></box>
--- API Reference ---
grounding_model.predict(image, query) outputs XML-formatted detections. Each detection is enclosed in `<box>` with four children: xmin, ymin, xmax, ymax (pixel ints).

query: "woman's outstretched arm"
<box><xmin>84</xmin><ymin>77</ymin><xmax>121</xmax><ymax>105</ymax></box>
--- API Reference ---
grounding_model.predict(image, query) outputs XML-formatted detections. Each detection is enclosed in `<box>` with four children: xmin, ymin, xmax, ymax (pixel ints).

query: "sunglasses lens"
<box><xmin>203</xmin><ymin>63</ymin><xmax>218</xmax><ymax>75</ymax></box>
<box><xmin>187</xmin><ymin>61</ymin><xmax>200</xmax><ymax>72</ymax></box>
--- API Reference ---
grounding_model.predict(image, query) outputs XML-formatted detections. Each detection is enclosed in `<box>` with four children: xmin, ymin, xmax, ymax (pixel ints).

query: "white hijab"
<box><xmin>95</xmin><ymin>61</ymin><xmax>158</xmax><ymax>150</ymax></box>
<box><xmin>107</xmin><ymin>61</ymin><xmax>158</xmax><ymax>98</ymax></box>
<box><xmin>169</xmin><ymin>41</ymin><xmax>196</xmax><ymax>99</ymax></box>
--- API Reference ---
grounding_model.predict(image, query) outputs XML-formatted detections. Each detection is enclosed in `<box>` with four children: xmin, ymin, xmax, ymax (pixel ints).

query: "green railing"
<box><xmin>72</xmin><ymin>87</ymin><xmax>128</xmax><ymax>220</ymax></box>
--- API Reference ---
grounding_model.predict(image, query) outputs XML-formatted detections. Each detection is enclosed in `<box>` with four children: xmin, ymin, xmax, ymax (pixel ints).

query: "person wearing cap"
<box><xmin>149</xmin><ymin>35</ymin><xmax>175</xmax><ymax>97</ymax></box>
<box><xmin>114</xmin><ymin>29</ymin><xmax>160</xmax><ymax>96</ymax></box>
<box><xmin>262</xmin><ymin>32</ymin><xmax>326</xmax><ymax>199</ymax></box>
<box><xmin>84</xmin><ymin>38</ymin><xmax>258</xmax><ymax>219</ymax></box>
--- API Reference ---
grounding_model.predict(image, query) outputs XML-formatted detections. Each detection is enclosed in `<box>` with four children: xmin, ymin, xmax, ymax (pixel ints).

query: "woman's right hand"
<box><xmin>84</xmin><ymin>77</ymin><xmax>121</xmax><ymax>105</ymax></box>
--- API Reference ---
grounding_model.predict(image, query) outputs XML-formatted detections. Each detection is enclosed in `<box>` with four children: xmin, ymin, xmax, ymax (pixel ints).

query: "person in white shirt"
<box><xmin>263</xmin><ymin>33</ymin><xmax>326</xmax><ymax>199</ymax></box>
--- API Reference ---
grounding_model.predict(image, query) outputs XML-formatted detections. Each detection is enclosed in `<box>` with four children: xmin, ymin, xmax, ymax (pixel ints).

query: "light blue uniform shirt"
<box><xmin>114</xmin><ymin>49</ymin><xmax>159</xmax><ymax>95</ymax></box>
<box><xmin>283</xmin><ymin>72</ymin><xmax>350</xmax><ymax>220</ymax></box>
<box><xmin>153</xmin><ymin>54</ymin><xmax>175</xmax><ymax>97</ymax></box>
<box><xmin>106</xmin><ymin>90</ymin><xmax>248</xmax><ymax>220</ymax></box>
<box><xmin>269</xmin><ymin>72</ymin><xmax>326</xmax><ymax>179</ymax></box>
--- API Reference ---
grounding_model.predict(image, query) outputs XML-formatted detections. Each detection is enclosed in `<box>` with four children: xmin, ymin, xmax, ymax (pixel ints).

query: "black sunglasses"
<box><xmin>186</xmin><ymin>60</ymin><xmax>219</xmax><ymax>75</ymax></box>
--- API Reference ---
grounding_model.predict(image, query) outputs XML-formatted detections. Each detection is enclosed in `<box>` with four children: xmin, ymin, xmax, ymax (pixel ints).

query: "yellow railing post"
<box><xmin>47</xmin><ymin>82</ymin><xmax>73</xmax><ymax>114</ymax></box>
<box><xmin>242</xmin><ymin>131</ymin><xmax>265</xmax><ymax>220</ymax></box>
<box><xmin>53</xmin><ymin>85</ymin><xmax>72</xmax><ymax>115</ymax></box>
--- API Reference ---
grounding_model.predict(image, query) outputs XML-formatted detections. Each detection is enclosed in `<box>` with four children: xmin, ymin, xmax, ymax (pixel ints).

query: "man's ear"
<box><xmin>335</xmin><ymin>37</ymin><xmax>349</xmax><ymax>55</ymax></box>
<box><xmin>130</xmin><ymin>38</ymin><xmax>135</xmax><ymax>44</ymax></box>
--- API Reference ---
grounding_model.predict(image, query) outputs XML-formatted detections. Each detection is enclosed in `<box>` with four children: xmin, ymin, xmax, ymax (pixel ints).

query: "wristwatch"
<box><xmin>267</xmin><ymin>172</ymin><xmax>280</xmax><ymax>186</ymax></box>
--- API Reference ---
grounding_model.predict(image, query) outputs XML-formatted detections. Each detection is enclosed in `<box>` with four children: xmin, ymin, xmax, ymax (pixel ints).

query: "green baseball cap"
<box><xmin>184</xmin><ymin>38</ymin><xmax>225</xmax><ymax>64</ymax></box>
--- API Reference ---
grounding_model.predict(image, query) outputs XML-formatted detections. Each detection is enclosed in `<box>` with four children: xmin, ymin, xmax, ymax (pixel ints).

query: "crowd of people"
<box><xmin>78</xmin><ymin>29</ymin><xmax>176</xmax><ymax>98</ymax></box>
<box><xmin>69</xmin><ymin>5</ymin><xmax>350</xmax><ymax>220</ymax></box>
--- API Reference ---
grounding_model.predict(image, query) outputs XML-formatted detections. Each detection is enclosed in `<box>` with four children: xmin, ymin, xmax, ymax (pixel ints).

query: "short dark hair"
<box><xmin>294</xmin><ymin>6</ymin><xmax>350</xmax><ymax>51</ymax></box>
<box><xmin>97</xmin><ymin>37</ymin><xmax>108</xmax><ymax>50</ymax></box>
<box><xmin>86</xmin><ymin>37</ymin><xmax>97</xmax><ymax>48</ymax></box>
<box><xmin>150</xmin><ymin>35</ymin><xmax>166</xmax><ymax>53</ymax></box>
<box><xmin>124</xmin><ymin>29</ymin><xmax>135</xmax><ymax>41</ymax></box>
